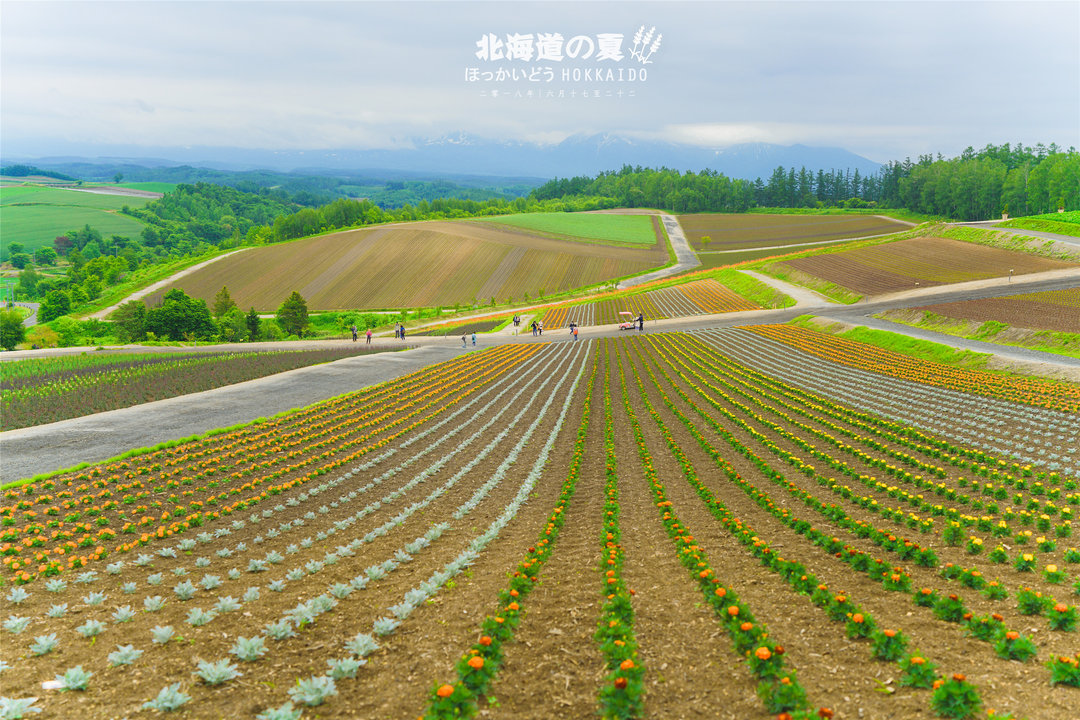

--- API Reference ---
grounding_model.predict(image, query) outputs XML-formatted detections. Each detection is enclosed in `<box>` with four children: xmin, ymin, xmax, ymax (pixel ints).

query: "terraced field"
<box><xmin>772</xmin><ymin>236</ymin><xmax>1076</xmax><ymax>296</ymax></box>
<box><xmin>678</xmin><ymin>213</ymin><xmax>908</xmax><ymax>251</ymax></box>
<box><xmin>3</xmin><ymin>329</ymin><xmax>1076</xmax><ymax>720</ymax></box>
<box><xmin>894</xmin><ymin>287</ymin><xmax>1080</xmax><ymax>334</ymax></box>
<box><xmin>143</xmin><ymin>221</ymin><xmax>666</xmax><ymax>312</ymax></box>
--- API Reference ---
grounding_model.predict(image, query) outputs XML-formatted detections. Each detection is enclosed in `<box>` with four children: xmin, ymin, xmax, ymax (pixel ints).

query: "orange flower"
<box><xmin>910</xmin><ymin>656</ymin><xmax>925</xmax><ymax>665</ymax></box>
<box><xmin>715</xmin><ymin>587</ymin><xmax>726</xmax><ymax>597</ymax></box>
<box><xmin>755</xmin><ymin>647</ymin><xmax>772</xmax><ymax>661</ymax></box>
<box><xmin>1054</xmin><ymin>603</ymin><xmax>1068</xmax><ymax>613</ymax></box>
<box><xmin>479</xmin><ymin>636</ymin><xmax>492</xmax><ymax>647</ymax></box>
<box><xmin>741</xmin><ymin>622</ymin><xmax>754</xmax><ymax>631</ymax></box>
<box><xmin>952</xmin><ymin>673</ymin><xmax>966</xmax><ymax>682</ymax></box>
<box><xmin>1005</xmin><ymin>631</ymin><xmax>1019</xmax><ymax>641</ymax></box>
<box><xmin>851</xmin><ymin>613</ymin><xmax>864</xmax><ymax>624</ymax></box>
<box><xmin>436</xmin><ymin>684</ymin><xmax>454</xmax><ymax>698</ymax></box>
<box><xmin>467</xmin><ymin>656</ymin><xmax>484</xmax><ymax>670</ymax></box>
<box><xmin>614</xmin><ymin>677</ymin><xmax>628</xmax><ymax>690</ymax></box>
<box><xmin>619</xmin><ymin>659</ymin><xmax>634</xmax><ymax>671</ymax></box>
<box><xmin>883</xmin><ymin>629</ymin><xmax>896</xmax><ymax>638</ymax></box>
<box><xmin>727</xmin><ymin>606</ymin><xmax>739</xmax><ymax>617</ymax></box>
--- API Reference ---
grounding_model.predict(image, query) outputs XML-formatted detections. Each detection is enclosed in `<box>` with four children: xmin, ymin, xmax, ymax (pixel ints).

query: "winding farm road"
<box><xmin>619</xmin><ymin>213</ymin><xmax>701</xmax><ymax>287</ymax></box>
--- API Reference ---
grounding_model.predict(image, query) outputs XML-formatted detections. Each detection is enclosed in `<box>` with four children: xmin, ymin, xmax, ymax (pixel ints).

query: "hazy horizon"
<box><xmin>3</xmin><ymin>1</ymin><xmax>1077</xmax><ymax>165</ymax></box>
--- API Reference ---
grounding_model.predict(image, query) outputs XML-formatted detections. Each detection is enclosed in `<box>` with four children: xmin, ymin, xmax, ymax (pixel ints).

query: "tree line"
<box><xmin>529</xmin><ymin>143</ymin><xmax>1078</xmax><ymax>220</ymax></box>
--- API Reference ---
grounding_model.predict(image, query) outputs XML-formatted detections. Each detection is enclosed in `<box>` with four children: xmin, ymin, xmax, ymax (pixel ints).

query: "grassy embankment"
<box><xmin>998</xmin><ymin>210</ymin><xmax>1080</xmax><ymax>238</ymax></box>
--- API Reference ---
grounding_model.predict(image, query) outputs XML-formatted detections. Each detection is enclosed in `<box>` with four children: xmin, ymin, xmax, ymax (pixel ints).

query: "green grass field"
<box><xmin>0</xmin><ymin>185</ymin><xmax>150</xmax><ymax>252</ymax></box>
<box><xmin>474</xmin><ymin>212</ymin><xmax>658</xmax><ymax>246</ymax></box>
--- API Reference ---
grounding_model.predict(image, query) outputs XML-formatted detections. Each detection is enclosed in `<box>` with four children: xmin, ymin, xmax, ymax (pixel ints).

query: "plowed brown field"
<box><xmin>143</xmin><ymin>221</ymin><xmax>665</xmax><ymax>311</ymax></box>
<box><xmin>774</xmin><ymin>236</ymin><xmax>1076</xmax><ymax>295</ymax></box>
<box><xmin>678</xmin><ymin>213</ymin><xmax>908</xmax><ymax>250</ymax></box>
<box><xmin>904</xmin><ymin>287</ymin><xmax>1080</xmax><ymax>333</ymax></box>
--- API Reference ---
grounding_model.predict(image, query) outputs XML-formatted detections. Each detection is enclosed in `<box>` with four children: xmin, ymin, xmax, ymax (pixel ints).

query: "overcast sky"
<box><xmin>2</xmin><ymin>0</ymin><xmax>1077</xmax><ymax>163</ymax></box>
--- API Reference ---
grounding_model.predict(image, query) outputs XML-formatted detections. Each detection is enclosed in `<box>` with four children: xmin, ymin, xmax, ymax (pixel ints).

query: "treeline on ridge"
<box><xmin>531</xmin><ymin>142</ymin><xmax>1078</xmax><ymax>220</ymax></box>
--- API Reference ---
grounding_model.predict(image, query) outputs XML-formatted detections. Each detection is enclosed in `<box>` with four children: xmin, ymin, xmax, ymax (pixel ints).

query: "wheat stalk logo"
<box><xmin>631</xmin><ymin>25</ymin><xmax>660</xmax><ymax>64</ymax></box>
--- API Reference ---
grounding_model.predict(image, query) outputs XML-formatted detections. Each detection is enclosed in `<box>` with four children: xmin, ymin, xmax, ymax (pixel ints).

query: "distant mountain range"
<box><xmin>4</xmin><ymin>133</ymin><xmax>883</xmax><ymax>182</ymax></box>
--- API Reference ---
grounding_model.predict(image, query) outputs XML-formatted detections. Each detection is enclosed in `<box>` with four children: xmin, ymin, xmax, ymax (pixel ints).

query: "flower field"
<box><xmin>541</xmin><ymin>279</ymin><xmax>760</xmax><ymax>329</ymax></box>
<box><xmin>1</xmin><ymin>333</ymin><xmax>1077</xmax><ymax>719</ymax></box>
<box><xmin>1</xmin><ymin>348</ymin><xmax>398</xmax><ymax>431</ymax></box>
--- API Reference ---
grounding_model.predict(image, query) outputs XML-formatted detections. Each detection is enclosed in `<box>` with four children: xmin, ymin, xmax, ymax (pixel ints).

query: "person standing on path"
<box><xmin>400</xmin><ymin>325</ymin><xmax>406</xmax><ymax>341</ymax></box>
<box><xmin>462</xmin><ymin>333</ymin><xmax>467</xmax><ymax>348</ymax></box>
<box><xmin>573</xmin><ymin>325</ymin><xmax>579</xmax><ymax>341</ymax></box>
<box><xmin>531</xmin><ymin>320</ymin><xmax>537</xmax><ymax>337</ymax></box>
<box><xmin>366</xmin><ymin>328</ymin><xmax>372</xmax><ymax>344</ymax></box>
<box><xmin>538</xmin><ymin>321</ymin><xmax>543</xmax><ymax>336</ymax></box>
<box><xmin>350</xmin><ymin>324</ymin><xmax>358</xmax><ymax>342</ymax></box>
<box><xmin>637</xmin><ymin>313</ymin><xmax>644</xmax><ymax>332</ymax></box>
<box><xmin>471</xmin><ymin>332</ymin><xmax>476</xmax><ymax>346</ymax></box>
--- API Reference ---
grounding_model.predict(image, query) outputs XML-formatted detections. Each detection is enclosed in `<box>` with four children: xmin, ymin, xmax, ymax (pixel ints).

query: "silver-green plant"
<box><xmin>372</xmin><ymin>617</ymin><xmax>399</xmax><ymax>637</ymax></box>
<box><xmin>75</xmin><ymin>620</ymin><xmax>105</xmax><ymax>638</ymax></box>
<box><xmin>57</xmin><ymin>666</ymin><xmax>92</xmax><ymax>691</ymax></box>
<box><xmin>255</xmin><ymin>701</ymin><xmax>301</xmax><ymax>720</ymax></box>
<box><xmin>44</xmin><ymin>579</ymin><xmax>66</xmax><ymax>593</ymax></box>
<box><xmin>45</xmin><ymin>604</ymin><xmax>67</xmax><ymax>619</ymax></box>
<box><xmin>142</xmin><ymin>683</ymin><xmax>190</xmax><ymax>712</ymax></box>
<box><xmin>74</xmin><ymin>571</ymin><xmax>97</xmax><ymax>584</ymax></box>
<box><xmin>108</xmin><ymin>644</ymin><xmax>143</xmax><ymax>666</ymax></box>
<box><xmin>173</xmin><ymin>581</ymin><xmax>196</xmax><ymax>601</ymax></box>
<box><xmin>106</xmin><ymin>562</ymin><xmax>125</xmax><ymax>575</ymax></box>
<box><xmin>82</xmin><ymin>592</ymin><xmax>107</xmax><ymax>606</ymax></box>
<box><xmin>29</xmin><ymin>634</ymin><xmax>58</xmax><ymax>656</ymax></box>
<box><xmin>230</xmin><ymin>636</ymin><xmax>267</xmax><ymax>662</ymax></box>
<box><xmin>265</xmin><ymin>620</ymin><xmax>296</xmax><ymax>641</ymax></box>
<box><xmin>199</xmin><ymin>575</ymin><xmax>222</xmax><ymax>591</ymax></box>
<box><xmin>144</xmin><ymin>596</ymin><xmax>166</xmax><ymax>612</ymax></box>
<box><xmin>185</xmin><ymin>608</ymin><xmax>216</xmax><ymax>627</ymax></box>
<box><xmin>3</xmin><ymin>616</ymin><xmax>30</xmax><ymax>635</ymax></box>
<box><xmin>344</xmin><ymin>632</ymin><xmax>378</xmax><ymax>658</ymax></box>
<box><xmin>287</xmin><ymin>675</ymin><xmax>337</xmax><ymax>707</ymax></box>
<box><xmin>112</xmin><ymin>606</ymin><xmax>137</xmax><ymax>623</ymax></box>
<box><xmin>147</xmin><ymin>573</ymin><xmax>164</xmax><ymax>586</ymax></box>
<box><xmin>121</xmin><ymin>582</ymin><xmax>138</xmax><ymax>595</ymax></box>
<box><xmin>0</xmin><ymin>696</ymin><xmax>41</xmax><ymax>718</ymax></box>
<box><xmin>5</xmin><ymin>588</ymin><xmax>29</xmax><ymax>605</ymax></box>
<box><xmin>194</xmin><ymin>659</ymin><xmax>241</xmax><ymax>686</ymax></box>
<box><xmin>242</xmin><ymin>587</ymin><xmax>260</xmax><ymax>603</ymax></box>
<box><xmin>214</xmin><ymin>596</ymin><xmax>241</xmax><ymax>614</ymax></box>
<box><xmin>150</xmin><ymin>626</ymin><xmax>175</xmax><ymax>644</ymax></box>
<box><xmin>326</xmin><ymin>657</ymin><xmax>363</xmax><ymax>679</ymax></box>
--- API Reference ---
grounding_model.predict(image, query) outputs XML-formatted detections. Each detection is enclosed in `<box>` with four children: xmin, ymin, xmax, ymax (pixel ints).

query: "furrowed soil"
<box><xmin>2</xmin><ymin>331</ymin><xmax>1076</xmax><ymax>720</ymax></box>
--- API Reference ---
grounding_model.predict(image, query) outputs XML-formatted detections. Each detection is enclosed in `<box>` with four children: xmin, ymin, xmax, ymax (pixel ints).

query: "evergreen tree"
<box><xmin>275</xmin><ymin>291</ymin><xmax>309</xmax><ymax>337</ymax></box>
